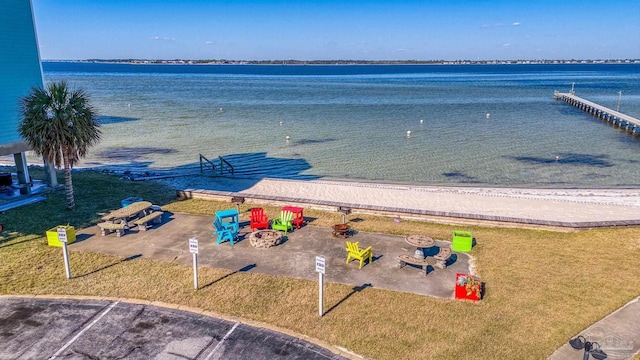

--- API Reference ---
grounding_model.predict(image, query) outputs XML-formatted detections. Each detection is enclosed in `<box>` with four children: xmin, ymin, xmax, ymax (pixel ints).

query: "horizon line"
<box><xmin>42</xmin><ymin>58</ymin><xmax>640</xmax><ymax>64</ymax></box>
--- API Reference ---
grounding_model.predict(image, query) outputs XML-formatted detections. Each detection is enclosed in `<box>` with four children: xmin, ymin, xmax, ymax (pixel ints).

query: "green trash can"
<box><xmin>452</xmin><ymin>230</ymin><xmax>473</xmax><ymax>252</ymax></box>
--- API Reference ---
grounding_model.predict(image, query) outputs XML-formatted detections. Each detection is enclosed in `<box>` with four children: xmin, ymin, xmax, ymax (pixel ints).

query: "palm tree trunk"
<box><xmin>62</xmin><ymin>151</ymin><xmax>75</xmax><ymax>209</ymax></box>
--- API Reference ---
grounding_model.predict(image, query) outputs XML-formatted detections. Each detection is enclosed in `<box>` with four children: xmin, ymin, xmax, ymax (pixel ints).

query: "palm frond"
<box><xmin>19</xmin><ymin>80</ymin><xmax>101</xmax><ymax>209</ymax></box>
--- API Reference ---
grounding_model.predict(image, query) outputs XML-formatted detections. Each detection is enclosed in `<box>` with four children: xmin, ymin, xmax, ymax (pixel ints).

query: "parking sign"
<box><xmin>189</xmin><ymin>238</ymin><xmax>199</xmax><ymax>254</ymax></box>
<box><xmin>315</xmin><ymin>256</ymin><xmax>325</xmax><ymax>274</ymax></box>
<box><xmin>57</xmin><ymin>228</ymin><xmax>68</xmax><ymax>243</ymax></box>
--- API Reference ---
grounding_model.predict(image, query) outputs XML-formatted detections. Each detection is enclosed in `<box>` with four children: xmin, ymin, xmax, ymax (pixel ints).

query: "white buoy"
<box><xmin>279</xmin><ymin>121</ymin><xmax>283</xmax><ymax>126</ymax></box>
<box><xmin>127</xmin><ymin>104</ymin><xmax>131</xmax><ymax>107</ymax></box>
<box><xmin>555</xmin><ymin>156</ymin><xmax>560</xmax><ymax>161</ymax></box>
<box><xmin>219</xmin><ymin>107</ymin><xmax>223</xmax><ymax>112</ymax></box>
<box><xmin>285</xmin><ymin>135</ymin><xmax>290</xmax><ymax>141</ymax></box>
<box><xmin>486</xmin><ymin>113</ymin><xmax>490</xmax><ymax>119</ymax></box>
<box><xmin>420</xmin><ymin>119</ymin><xmax>424</xmax><ymax>124</ymax></box>
<box><xmin>406</xmin><ymin>130</ymin><xmax>411</xmax><ymax>137</ymax></box>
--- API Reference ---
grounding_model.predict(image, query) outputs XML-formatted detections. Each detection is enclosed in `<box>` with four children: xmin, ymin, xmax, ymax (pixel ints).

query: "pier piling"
<box><xmin>554</xmin><ymin>91</ymin><xmax>640</xmax><ymax>136</ymax></box>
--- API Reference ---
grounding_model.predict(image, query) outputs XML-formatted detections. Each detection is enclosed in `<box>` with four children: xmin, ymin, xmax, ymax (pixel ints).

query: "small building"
<box><xmin>0</xmin><ymin>0</ymin><xmax>56</xmax><ymax>191</ymax></box>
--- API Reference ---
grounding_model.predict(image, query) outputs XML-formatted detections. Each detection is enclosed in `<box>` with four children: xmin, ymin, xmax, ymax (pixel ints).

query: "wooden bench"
<box><xmin>134</xmin><ymin>211</ymin><xmax>163</xmax><ymax>231</ymax></box>
<box><xmin>98</xmin><ymin>221</ymin><xmax>127</xmax><ymax>237</ymax></box>
<box><xmin>433</xmin><ymin>247</ymin><xmax>452</xmax><ymax>269</ymax></box>
<box><xmin>397</xmin><ymin>254</ymin><xmax>430</xmax><ymax>275</ymax></box>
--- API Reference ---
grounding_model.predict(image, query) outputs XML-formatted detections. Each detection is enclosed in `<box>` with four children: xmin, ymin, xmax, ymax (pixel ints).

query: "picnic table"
<box><xmin>98</xmin><ymin>201</ymin><xmax>162</xmax><ymax>237</ymax></box>
<box><xmin>405</xmin><ymin>234</ymin><xmax>435</xmax><ymax>258</ymax></box>
<box><xmin>398</xmin><ymin>235</ymin><xmax>437</xmax><ymax>275</ymax></box>
<box><xmin>101</xmin><ymin>201</ymin><xmax>153</xmax><ymax>223</ymax></box>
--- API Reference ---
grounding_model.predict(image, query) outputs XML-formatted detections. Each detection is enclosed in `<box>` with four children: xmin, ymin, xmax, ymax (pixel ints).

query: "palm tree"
<box><xmin>19</xmin><ymin>80</ymin><xmax>101</xmax><ymax>209</ymax></box>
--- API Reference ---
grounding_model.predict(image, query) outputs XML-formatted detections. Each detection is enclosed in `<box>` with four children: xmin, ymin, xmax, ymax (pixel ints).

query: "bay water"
<box><xmin>41</xmin><ymin>62</ymin><xmax>640</xmax><ymax>188</ymax></box>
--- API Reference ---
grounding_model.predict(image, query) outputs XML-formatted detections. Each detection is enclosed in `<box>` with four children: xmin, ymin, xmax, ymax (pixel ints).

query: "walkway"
<box><xmin>71</xmin><ymin>213</ymin><xmax>473</xmax><ymax>298</ymax></box>
<box><xmin>547</xmin><ymin>297</ymin><xmax>640</xmax><ymax>360</ymax></box>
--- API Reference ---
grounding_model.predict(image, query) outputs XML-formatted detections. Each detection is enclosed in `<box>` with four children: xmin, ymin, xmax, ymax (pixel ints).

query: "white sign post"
<box><xmin>189</xmin><ymin>237</ymin><xmax>199</xmax><ymax>289</ymax></box>
<box><xmin>315</xmin><ymin>256</ymin><xmax>325</xmax><ymax>317</ymax></box>
<box><xmin>57</xmin><ymin>227</ymin><xmax>71</xmax><ymax>279</ymax></box>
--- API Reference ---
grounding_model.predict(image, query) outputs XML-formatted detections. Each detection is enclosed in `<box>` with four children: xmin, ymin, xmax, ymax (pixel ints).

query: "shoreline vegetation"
<box><xmin>44</xmin><ymin>58</ymin><xmax>640</xmax><ymax>65</ymax></box>
<box><xmin>1</xmin><ymin>168</ymin><xmax>640</xmax><ymax>359</ymax></box>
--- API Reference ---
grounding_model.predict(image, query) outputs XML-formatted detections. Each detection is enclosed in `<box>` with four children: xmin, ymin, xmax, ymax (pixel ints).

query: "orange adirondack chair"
<box><xmin>250</xmin><ymin>208</ymin><xmax>269</xmax><ymax>231</ymax></box>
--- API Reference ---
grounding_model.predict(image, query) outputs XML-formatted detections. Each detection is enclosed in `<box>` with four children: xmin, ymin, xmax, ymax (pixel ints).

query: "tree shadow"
<box><xmin>323</xmin><ymin>283</ymin><xmax>372</xmax><ymax>316</ymax></box>
<box><xmin>200</xmin><ymin>264</ymin><xmax>256</xmax><ymax>289</ymax></box>
<box><xmin>75</xmin><ymin>254</ymin><xmax>142</xmax><ymax>278</ymax></box>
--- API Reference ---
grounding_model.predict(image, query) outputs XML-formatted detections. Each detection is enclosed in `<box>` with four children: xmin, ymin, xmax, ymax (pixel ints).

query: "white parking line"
<box><xmin>204</xmin><ymin>322</ymin><xmax>239</xmax><ymax>360</ymax></box>
<box><xmin>48</xmin><ymin>301</ymin><xmax>119</xmax><ymax>359</ymax></box>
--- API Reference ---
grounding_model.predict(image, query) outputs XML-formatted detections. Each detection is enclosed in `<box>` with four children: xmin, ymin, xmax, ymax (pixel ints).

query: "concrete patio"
<box><xmin>71</xmin><ymin>211</ymin><xmax>474</xmax><ymax>299</ymax></box>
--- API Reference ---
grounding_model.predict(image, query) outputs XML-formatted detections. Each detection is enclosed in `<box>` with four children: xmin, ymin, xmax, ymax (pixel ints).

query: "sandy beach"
<box><xmin>157</xmin><ymin>175</ymin><xmax>640</xmax><ymax>227</ymax></box>
<box><xmin>3</xmin><ymin>157</ymin><xmax>640</xmax><ymax>226</ymax></box>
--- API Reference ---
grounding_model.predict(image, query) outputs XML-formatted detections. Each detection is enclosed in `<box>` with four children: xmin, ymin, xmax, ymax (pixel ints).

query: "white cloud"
<box><xmin>511</xmin><ymin>22</ymin><xmax>521</xmax><ymax>26</ymax></box>
<box><xmin>149</xmin><ymin>36</ymin><xmax>175</xmax><ymax>41</ymax></box>
<box><xmin>205</xmin><ymin>41</ymin><xmax>215</xmax><ymax>45</ymax></box>
<box><xmin>503</xmin><ymin>43</ymin><xmax>511</xmax><ymax>48</ymax></box>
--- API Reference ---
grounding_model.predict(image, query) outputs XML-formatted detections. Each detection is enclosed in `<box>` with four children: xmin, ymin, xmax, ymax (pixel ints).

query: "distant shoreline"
<box><xmin>41</xmin><ymin>59</ymin><xmax>640</xmax><ymax>66</ymax></box>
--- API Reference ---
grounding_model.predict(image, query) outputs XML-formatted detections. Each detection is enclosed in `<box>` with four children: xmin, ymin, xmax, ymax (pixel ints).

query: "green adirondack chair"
<box><xmin>271</xmin><ymin>210</ymin><xmax>294</xmax><ymax>235</ymax></box>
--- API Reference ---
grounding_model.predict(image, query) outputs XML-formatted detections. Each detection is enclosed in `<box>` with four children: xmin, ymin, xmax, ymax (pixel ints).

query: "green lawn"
<box><xmin>1</xmin><ymin>169</ymin><xmax>639</xmax><ymax>359</ymax></box>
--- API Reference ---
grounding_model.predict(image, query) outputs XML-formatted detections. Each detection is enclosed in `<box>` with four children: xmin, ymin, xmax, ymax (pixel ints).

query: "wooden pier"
<box><xmin>554</xmin><ymin>91</ymin><xmax>640</xmax><ymax>135</ymax></box>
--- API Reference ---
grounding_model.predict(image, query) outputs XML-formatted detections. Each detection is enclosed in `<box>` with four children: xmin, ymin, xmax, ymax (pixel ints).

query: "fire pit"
<box><xmin>249</xmin><ymin>230</ymin><xmax>283</xmax><ymax>248</ymax></box>
<box><xmin>332</xmin><ymin>224</ymin><xmax>351</xmax><ymax>238</ymax></box>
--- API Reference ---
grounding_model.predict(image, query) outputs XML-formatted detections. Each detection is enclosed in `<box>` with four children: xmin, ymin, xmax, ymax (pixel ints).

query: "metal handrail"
<box><xmin>219</xmin><ymin>156</ymin><xmax>235</xmax><ymax>175</ymax></box>
<box><xmin>199</xmin><ymin>154</ymin><xmax>216</xmax><ymax>173</ymax></box>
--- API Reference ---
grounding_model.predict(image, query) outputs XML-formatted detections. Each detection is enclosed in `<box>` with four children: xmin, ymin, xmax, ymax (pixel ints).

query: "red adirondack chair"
<box><xmin>250</xmin><ymin>208</ymin><xmax>269</xmax><ymax>231</ymax></box>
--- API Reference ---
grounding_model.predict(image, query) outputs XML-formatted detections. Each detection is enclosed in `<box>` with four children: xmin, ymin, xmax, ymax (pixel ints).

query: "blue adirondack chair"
<box><xmin>213</xmin><ymin>216</ymin><xmax>237</xmax><ymax>245</ymax></box>
<box><xmin>215</xmin><ymin>209</ymin><xmax>239</xmax><ymax>233</ymax></box>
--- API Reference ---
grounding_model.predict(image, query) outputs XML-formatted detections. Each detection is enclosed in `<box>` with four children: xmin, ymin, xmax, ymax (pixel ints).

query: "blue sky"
<box><xmin>32</xmin><ymin>0</ymin><xmax>640</xmax><ymax>61</ymax></box>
